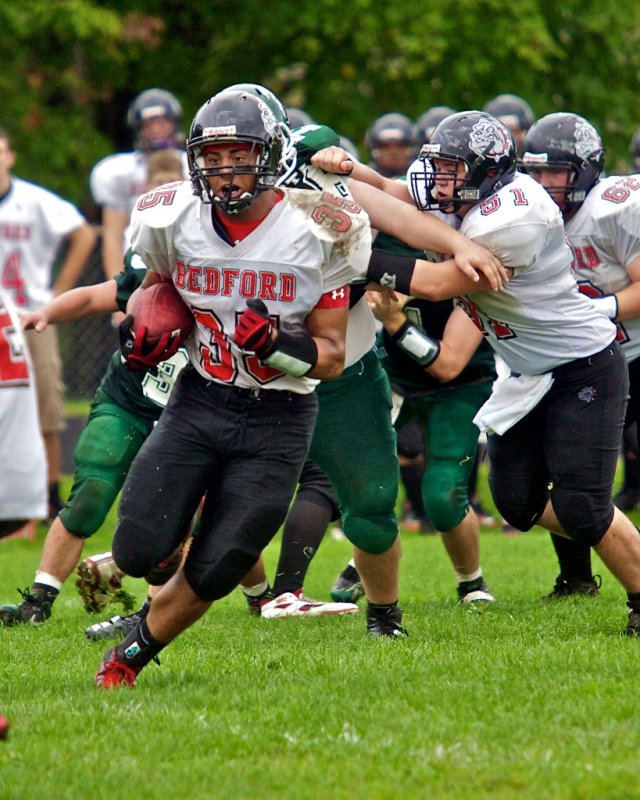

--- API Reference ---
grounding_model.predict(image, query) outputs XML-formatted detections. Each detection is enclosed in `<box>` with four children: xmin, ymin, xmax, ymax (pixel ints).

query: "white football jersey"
<box><xmin>0</xmin><ymin>178</ymin><xmax>86</xmax><ymax>310</ymax></box>
<box><xmin>0</xmin><ymin>287</ymin><xmax>47</xmax><ymax>520</ymax></box>
<box><xmin>565</xmin><ymin>174</ymin><xmax>640</xmax><ymax>363</ymax></box>
<box><xmin>130</xmin><ymin>183</ymin><xmax>372</xmax><ymax>393</ymax></box>
<box><xmin>455</xmin><ymin>173</ymin><xmax>616</xmax><ymax>375</ymax></box>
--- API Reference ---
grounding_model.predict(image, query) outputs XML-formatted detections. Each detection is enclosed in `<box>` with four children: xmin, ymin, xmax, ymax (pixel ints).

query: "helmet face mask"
<box><xmin>188</xmin><ymin>90</ymin><xmax>286</xmax><ymax>214</ymax></box>
<box><xmin>520</xmin><ymin>113</ymin><xmax>604</xmax><ymax>212</ymax></box>
<box><xmin>409</xmin><ymin>111</ymin><xmax>516</xmax><ymax>213</ymax></box>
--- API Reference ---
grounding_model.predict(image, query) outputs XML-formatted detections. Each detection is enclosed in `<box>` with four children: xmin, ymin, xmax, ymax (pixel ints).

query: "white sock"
<box><xmin>34</xmin><ymin>572</ymin><xmax>63</xmax><ymax>591</ymax></box>
<box><xmin>242</xmin><ymin>580</ymin><xmax>269</xmax><ymax>597</ymax></box>
<box><xmin>456</xmin><ymin>568</ymin><xmax>482</xmax><ymax>585</ymax></box>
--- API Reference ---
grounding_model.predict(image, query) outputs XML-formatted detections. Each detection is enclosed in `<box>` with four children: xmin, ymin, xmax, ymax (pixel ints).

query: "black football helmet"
<box><xmin>188</xmin><ymin>89</ymin><xmax>285</xmax><ymax>214</ymax></box>
<box><xmin>366</xmin><ymin>112</ymin><xmax>416</xmax><ymax>177</ymax></box>
<box><xmin>127</xmin><ymin>89</ymin><xmax>183</xmax><ymax>151</ymax></box>
<box><xmin>415</xmin><ymin>106</ymin><xmax>456</xmax><ymax>145</ymax></box>
<box><xmin>286</xmin><ymin>108</ymin><xmax>315</xmax><ymax>128</ymax></box>
<box><xmin>409</xmin><ymin>111</ymin><xmax>516</xmax><ymax>213</ymax></box>
<box><xmin>520</xmin><ymin>113</ymin><xmax>604</xmax><ymax>211</ymax></box>
<box><xmin>482</xmin><ymin>94</ymin><xmax>535</xmax><ymax>132</ymax></box>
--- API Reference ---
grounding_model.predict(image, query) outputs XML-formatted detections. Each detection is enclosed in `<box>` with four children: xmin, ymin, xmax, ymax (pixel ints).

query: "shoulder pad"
<box><xmin>132</xmin><ymin>181</ymin><xmax>192</xmax><ymax>229</ymax></box>
<box><xmin>285</xmin><ymin>188</ymin><xmax>369</xmax><ymax>243</ymax></box>
<box><xmin>292</xmin><ymin>124</ymin><xmax>340</xmax><ymax>164</ymax></box>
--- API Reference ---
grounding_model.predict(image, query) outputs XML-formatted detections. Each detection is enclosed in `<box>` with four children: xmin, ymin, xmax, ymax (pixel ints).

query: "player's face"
<box><xmin>433</xmin><ymin>157</ymin><xmax>467</xmax><ymax>214</ymax></box>
<box><xmin>527</xmin><ymin>166</ymin><xmax>572</xmax><ymax>210</ymax></box>
<box><xmin>0</xmin><ymin>138</ymin><xmax>16</xmax><ymax>188</ymax></box>
<box><xmin>372</xmin><ymin>141</ymin><xmax>414</xmax><ymax>176</ymax></box>
<box><xmin>139</xmin><ymin>116</ymin><xmax>176</xmax><ymax>148</ymax></box>
<box><xmin>202</xmin><ymin>143</ymin><xmax>259</xmax><ymax>203</ymax></box>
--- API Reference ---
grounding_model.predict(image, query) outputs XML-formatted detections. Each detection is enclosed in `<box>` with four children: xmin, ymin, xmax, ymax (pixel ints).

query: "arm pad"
<box><xmin>366</xmin><ymin>248</ymin><xmax>417</xmax><ymax>294</ymax></box>
<box><xmin>263</xmin><ymin>329</ymin><xmax>319</xmax><ymax>377</ymax></box>
<box><xmin>391</xmin><ymin>319</ymin><xmax>440</xmax><ymax>367</ymax></box>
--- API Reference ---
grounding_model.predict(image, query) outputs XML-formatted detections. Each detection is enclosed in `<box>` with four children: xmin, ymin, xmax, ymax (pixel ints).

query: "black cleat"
<box><xmin>331</xmin><ymin>564</ymin><xmax>364</xmax><ymax>604</ymax></box>
<box><xmin>0</xmin><ymin>588</ymin><xmax>53</xmax><ymax>626</ymax></box>
<box><xmin>366</xmin><ymin>603</ymin><xmax>408</xmax><ymax>638</ymax></box>
<box><xmin>543</xmin><ymin>574</ymin><xmax>602</xmax><ymax>600</ymax></box>
<box><xmin>625</xmin><ymin>609</ymin><xmax>640</xmax><ymax>637</ymax></box>
<box><xmin>85</xmin><ymin>602</ymin><xmax>150</xmax><ymax>642</ymax></box>
<box><xmin>457</xmin><ymin>577</ymin><xmax>495</xmax><ymax>604</ymax></box>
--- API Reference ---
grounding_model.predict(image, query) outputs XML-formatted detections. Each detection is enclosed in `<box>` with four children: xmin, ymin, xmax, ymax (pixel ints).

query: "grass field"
<box><xmin>1</xmin><ymin>475</ymin><xmax>640</xmax><ymax>800</ymax></box>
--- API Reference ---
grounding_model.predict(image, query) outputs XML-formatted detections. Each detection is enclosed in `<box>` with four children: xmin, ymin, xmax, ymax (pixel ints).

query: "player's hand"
<box><xmin>233</xmin><ymin>299</ymin><xmax>274</xmax><ymax>356</ymax></box>
<box><xmin>452</xmin><ymin>241</ymin><xmax>510</xmax><ymax>291</ymax></box>
<box><xmin>20</xmin><ymin>311</ymin><xmax>49</xmax><ymax>332</ymax></box>
<box><xmin>118</xmin><ymin>315</ymin><xmax>180</xmax><ymax>371</ymax></box>
<box><xmin>367</xmin><ymin>289</ymin><xmax>410</xmax><ymax>327</ymax></box>
<box><xmin>310</xmin><ymin>146</ymin><xmax>354</xmax><ymax>176</ymax></box>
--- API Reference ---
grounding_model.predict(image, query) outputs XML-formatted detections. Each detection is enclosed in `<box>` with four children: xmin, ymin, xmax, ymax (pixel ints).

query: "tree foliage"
<box><xmin>1</xmin><ymin>0</ymin><xmax>639</xmax><ymax>210</ymax></box>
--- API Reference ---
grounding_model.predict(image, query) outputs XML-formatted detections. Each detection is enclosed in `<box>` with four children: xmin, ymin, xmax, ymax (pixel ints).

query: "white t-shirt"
<box><xmin>456</xmin><ymin>173</ymin><xmax>615</xmax><ymax>375</ymax></box>
<box><xmin>0</xmin><ymin>178</ymin><xmax>86</xmax><ymax>310</ymax></box>
<box><xmin>0</xmin><ymin>287</ymin><xmax>47</xmax><ymax>520</ymax></box>
<box><xmin>130</xmin><ymin>182</ymin><xmax>372</xmax><ymax>393</ymax></box>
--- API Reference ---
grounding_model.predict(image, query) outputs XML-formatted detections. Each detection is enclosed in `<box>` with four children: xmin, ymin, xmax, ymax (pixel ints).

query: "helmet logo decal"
<box><xmin>203</xmin><ymin>125</ymin><xmax>236</xmax><ymax>137</ymax></box>
<box><xmin>257</xmin><ymin>100</ymin><xmax>278</xmax><ymax>138</ymax></box>
<box><xmin>469</xmin><ymin>119</ymin><xmax>511</xmax><ymax>162</ymax></box>
<box><xmin>574</xmin><ymin>120</ymin><xmax>601</xmax><ymax>163</ymax></box>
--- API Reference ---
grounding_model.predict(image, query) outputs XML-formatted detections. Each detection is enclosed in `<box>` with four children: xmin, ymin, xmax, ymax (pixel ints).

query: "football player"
<box><xmin>415</xmin><ymin>105</ymin><xmax>456</xmax><ymax>145</ymax></box>
<box><xmin>90</xmin><ymin>88</ymin><xmax>188</xmax><ymax>283</ymax></box>
<box><xmin>520</xmin><ymin>112</ymin><xmax>640</xmax><ymax>597</ymax></box>
<box><xmin>92</xmin><ymin>88</ymin><xmax>375</xmax><ymax>687</ymax></box>
<box><xmin>0</xmin><ymin>286</ymin><xmax>47</xmax><ymax>538</ymax></box>
<box><xmin>0</xmin><ymin>129</ymin><xmax>96</xmax><ymax>524</ymax></box>
<box><xmin>482</xmin><ymin>93</ymin><xmax>535</xmax><ymax>156</ymax></box>
<box><xmin>352</xmin><ymin>110</ymin><xmax>640</xmax><ymax>637</ymax></box>
<box><xmin>365</xmin><ymin>112</ymin><xmax>417</xmax><ymax>178</ymax></box>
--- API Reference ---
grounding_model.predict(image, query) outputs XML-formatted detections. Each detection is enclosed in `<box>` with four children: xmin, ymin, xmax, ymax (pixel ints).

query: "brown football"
<box><xmin>130</xmin><ymin>281</ymin><xmax>194</xmax><ymax>344</ymax></box>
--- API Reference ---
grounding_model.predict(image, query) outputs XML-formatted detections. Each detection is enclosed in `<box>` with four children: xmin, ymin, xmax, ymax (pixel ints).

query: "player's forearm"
<box><xmin>308</xmin><ymin>335</ymin><xmax>346</xmax><ymax>381</ymax></box>
<box><xmin>40</xmin><ymin>281</ymin><xmax>118</xmax><ymax>323</ymax></box>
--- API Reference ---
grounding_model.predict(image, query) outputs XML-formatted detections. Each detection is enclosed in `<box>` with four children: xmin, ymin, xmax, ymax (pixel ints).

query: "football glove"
<box><xmin>118</xmin><ymin>314</ymin><xmax>183</xmax><ymax>371</ymax></box>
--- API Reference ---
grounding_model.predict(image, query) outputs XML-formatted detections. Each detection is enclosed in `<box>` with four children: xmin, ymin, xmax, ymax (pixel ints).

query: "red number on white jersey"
<box><xmin>1</xmin><ymin>251</ymin><xmax>27</xmax><ymax>307</ymax></box>
<box><xmin>0</xmin><ymin>305</ymin><xmax>29</xmax><ymax>385</ymax></box>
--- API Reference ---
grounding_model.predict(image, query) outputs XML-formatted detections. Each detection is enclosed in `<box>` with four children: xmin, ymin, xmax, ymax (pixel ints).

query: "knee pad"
<box><xmin>59</xmin><ymin>478</ymin><xmax>118</xmax><ymax>538</ymax></box>
<box><xmin>422</xmin><ymin>471</ymin><xmax>469</xmax><ymax>532</ymax></box>
<box><xmin>552</xmin><ymin>490</ymin><xmax>613</xmax><ymax>547</ymax></box>
<box><xmin>184</xmin><ymin>547</ymin><xmax>260</xmax><ymax>601</ymax></box>
<box><xmin>489</xmin><ymin>472</ymin><xmax>546</xmax><ymax>533</ymax></box>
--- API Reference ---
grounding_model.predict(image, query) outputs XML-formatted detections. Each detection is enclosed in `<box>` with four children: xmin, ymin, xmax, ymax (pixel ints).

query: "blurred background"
<box><xmin>2</xmin><ymin>0</ymin><xmax>640</xmax><ymax>402</ymax></box>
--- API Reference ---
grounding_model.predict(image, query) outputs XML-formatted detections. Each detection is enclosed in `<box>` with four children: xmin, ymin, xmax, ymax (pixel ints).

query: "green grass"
<box><xmin>1</xmin><ymin>476</ymin><xmax>640</xmax><ymax>800</ymax></box>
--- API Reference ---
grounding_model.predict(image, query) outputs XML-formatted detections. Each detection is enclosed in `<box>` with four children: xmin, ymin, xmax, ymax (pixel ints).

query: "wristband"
<box><xmin>591</xmin><ymin>294</ymin><xmax>618</xmax><ymax>320</ymax></box>
<box><xmin>263</xmin><ymin>329</ymin><xmax>319</xmax><ymax>377</ymax></box>
<box><xmin>391</xmin><ymin>319</ymin><xmax>440</xmax><ymax>367</ymax></box>
<box><xmin>366</xmin><ymin>248</ymin><xmax>416</xmax><ymax>294</ymax></box>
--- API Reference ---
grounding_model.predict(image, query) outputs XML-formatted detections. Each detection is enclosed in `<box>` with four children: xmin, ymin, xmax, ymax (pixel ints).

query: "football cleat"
<box><xmin>260</xmin><ymin>590</ymin><xmax>359</xmax><ymax>619</ymax></box>
<box><xmin>457</xmin><ymin>578</ymin><xmax>496</xmax><ymax>604</ymax></box>
<box><xmin>366</xmin><ymin>603</ymin><xmax>408</xmax><ymax>638</ymax></box>
<box><xmin>75</xmin><ymin>552</ymin><xmax>134</xmax><ymax>614</ymax></box>
<box><xmin>85</xmin><ymin>602</ymin><xmax>150</xmax><ymax>641</ymax></box>
<box><xmin>242</xmin><ymin>587</ymin><xmax>273</xmax><ymax>616</ymax></box>
<box><xmin>543</xmin><ymin>574</ymin><xmax>601</xmax><ymax>600</ymax></box>
<box><xmin>330</xmin><ymin>564</ymin><xmax>365</xmax><ymax>604</ymax></box>
<box><xmin>624</xmin><ymin>609</ymin><xmax>640</xmax><ymax>637</ymax></box>
<box><xmin>0</xmin><ymin>588</ymin><xmax>53</xmax><ymax>626</ymax></box>
<box><xmin>95</xmin><ymin>647</ymin><xmax>140</xmax><ymax>689</ymax></box>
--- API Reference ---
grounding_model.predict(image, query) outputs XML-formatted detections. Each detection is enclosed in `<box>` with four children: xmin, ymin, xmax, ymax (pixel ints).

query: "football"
<box><xmin>130</xmin><ymin>281</ymin><xmax>194</xmax><ymax>345</ymax></box>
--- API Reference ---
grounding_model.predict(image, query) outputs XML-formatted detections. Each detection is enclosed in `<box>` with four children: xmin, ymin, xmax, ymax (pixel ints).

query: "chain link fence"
<box><xmin>57</xmin><ymin>239</ymin><xmax>120</xmax><ymax>402</ymax></box>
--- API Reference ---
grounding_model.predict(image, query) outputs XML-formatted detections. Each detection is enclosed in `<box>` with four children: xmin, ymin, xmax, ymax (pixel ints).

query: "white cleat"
<box><xmin>260</xmin><ymin>590</ymin><xmax>359</xmax><ymax>619</ymax></box>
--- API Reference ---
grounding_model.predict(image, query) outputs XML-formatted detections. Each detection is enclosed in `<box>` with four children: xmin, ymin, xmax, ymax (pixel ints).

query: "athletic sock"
<box><xmin>549</xmin><ymin>532</ymin><xmax>593</xmax><ymax>581</ymax></box>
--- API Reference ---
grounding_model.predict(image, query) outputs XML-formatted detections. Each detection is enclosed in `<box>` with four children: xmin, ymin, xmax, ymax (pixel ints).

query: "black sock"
<box><xmin>627</xmin><ymin>592</ymin><xmax>640</xmax><ymax>612</ymax></box>
<box><xmin>115</xmin><ymin>618</ymin><xmax>166</xmax><ymax>670</ymax></box>
<box><xmin>272</xmin><ymin>493</ymin><xmax>333</xmax><ymax>596</ymax></box>
<box><xmin>549</xmin><ymin>533</ymin><xmax>593</xmax><ymax>581</ymax></box>
<box><xmin>367</xmin><ymin>600</ymin><xmax>399</xmax><ymax>613</ymax></box>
